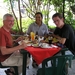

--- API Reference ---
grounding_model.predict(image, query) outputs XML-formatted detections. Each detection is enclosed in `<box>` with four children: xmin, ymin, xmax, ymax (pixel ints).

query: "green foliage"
<box><xmin>11</xmin><ymin>20</ymin><xmax>19</xmax><ymax>33</ymax></box>
<box><xmin>22</xmin><ymin>18</ymin><xmax>34</xmax><ymax>32</ymax></box>
<box><xmin>3</xmin><ymin>0</ymin><xmax>75</xmax><ymax>31</ymax></box>
<box><xmin>0</xmin><ymin>18</ymin><xmax>3</xmax><ymax>27</ymax></box>
<box><xmin>65</xmin><ymin>16</ymin><xmax>75</xmax><ymax>30</ymax></box>
<box><xmin>12</xmin><ymin>18</ymin><xmax>33</xmax><ymax>33</ymax></box>
<box><xmin>43</xmin><ymin>0</ymin><xmax>51</xmax><ymax>5</ymax></box>
<box><xmin>51</xmin><ymin>0</ymin><xmax>62</xmax><ymax>7</ymax></box>
<box><xmin>51</xmin><ymin>0</ymin><xmax>75</xmax><ymax>30</ymax></box>
<box><xmin>64</xmin><ymin>0</ymin><xmax>75</xmax><ymax>30</ymax></box>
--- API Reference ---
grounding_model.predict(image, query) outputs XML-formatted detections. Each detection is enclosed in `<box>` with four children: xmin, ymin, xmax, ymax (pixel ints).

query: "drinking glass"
<box><xmin>30</xmin><ymin>32</ymin><xmax>35</xmax><ymax>41</ymax></box>
<box><xmin>48</xmin><ymin>36</ymin><xmax>53</xmax><ymax>44</ymax></box>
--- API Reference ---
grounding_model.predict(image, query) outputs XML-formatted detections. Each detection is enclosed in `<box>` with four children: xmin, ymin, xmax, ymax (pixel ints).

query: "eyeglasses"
<box><xmin>5</xmin><ymin>20</ymin><xmax>14</xmax><ymax>22</ymax></box>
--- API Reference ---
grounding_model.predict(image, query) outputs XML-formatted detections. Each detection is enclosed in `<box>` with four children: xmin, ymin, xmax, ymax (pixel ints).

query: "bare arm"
<box><xmin>59</xmin><ymin>38</ymin><xmax>66</xmax><ymax>44</ymax></box>
<box><xmin>13</xmin><ymin>36</ymin><xmax>24</xmax><ymax>43</ymax></box>
<box><xmin>52</xmin><ymin>34</ymin><xmax>66</xmax><ymax>44</ymax></box>
<box><xmin>0</xmin><ymin>41</ymin><xmax>27</xmax><ymax>55</ymax></box>
<box><xmin>52</xmin><ymin>34</ymin><xmax>61</xmax><ymax>39</ymax></box>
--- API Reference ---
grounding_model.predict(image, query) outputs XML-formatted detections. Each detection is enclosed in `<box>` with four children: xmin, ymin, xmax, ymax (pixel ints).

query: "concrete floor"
<box><xmin>0</xmin><ymin>59</ymin><xmax>75</xmax><ymax>75</ymax></box>
<box><xmin>68</xmin><ymin>60</ymin><xmax>75</xmax><ymax>75</ymax></box>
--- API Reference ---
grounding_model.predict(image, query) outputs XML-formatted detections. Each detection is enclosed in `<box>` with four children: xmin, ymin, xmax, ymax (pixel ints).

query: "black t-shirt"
<box><xmin>54</xmin><ymin>24</ymin><xmax>75</xmax><ymax>53</ymax></box>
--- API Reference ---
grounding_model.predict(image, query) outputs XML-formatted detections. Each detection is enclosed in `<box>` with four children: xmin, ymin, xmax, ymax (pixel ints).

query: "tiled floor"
<box><xmin>0</xmin><ymin>59</ymin><xmax>75</xmax><ymax>75</ymax></box>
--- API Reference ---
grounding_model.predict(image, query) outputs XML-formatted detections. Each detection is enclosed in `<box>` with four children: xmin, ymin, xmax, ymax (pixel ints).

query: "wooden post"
<box><xmin>37</xmin><ymin>0</ymin><xmax>41</xmax><ymax>5</ymax></box>
<box><xmin>63</xmin><ymin>0</ymin><xmax>65</xmax><ymax>19</ymax></box>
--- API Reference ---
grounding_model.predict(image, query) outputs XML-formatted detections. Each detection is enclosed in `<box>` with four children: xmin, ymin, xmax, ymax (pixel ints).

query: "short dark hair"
<box><xmin>35</xmin><ymin>12</ymin><xmax>43</xmax><ymax>18</ymax></box>
<box><xmin>52</xmin><ymin>13</ymin><xmax>63</xmax><ymax>19</ymax></box>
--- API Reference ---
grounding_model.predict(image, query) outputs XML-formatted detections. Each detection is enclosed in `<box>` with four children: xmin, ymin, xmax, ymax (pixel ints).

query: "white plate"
<box><xmin>41</xmin><ymin>46</ymin><xmax>52</xmax><ymax>48</ymax></box>
<box><xmin>18</xmin><ymin>41</ymin><xmax>22</xmax><ymax>45</ymax></box>
<box><xmin>32</xmin><ymin>44</ymin><xmax>39</xmax><ymax>47</ymax></box>
<box><xmin>50</xmin><ymin>44</ymin><xmax>58</xmax><ymax>48</ymax></box>
<box><xmin>18</xmin><ymin>40</ymin><xmax>31</xmax><ymax>44</ymax></box>
<box><xmin>40</xmin><ymin>43</ymin><xmax>52</xmax><ymax>48</ymax></box>
<box><xmin>18</xmin><ymin>40</ymin><xmax>32</xmax><ymax>46</ymax></box>
<box><xmin>27</xmin><ymin>44</ymin><xmax>32</xmax><ymax>46</ymax></box>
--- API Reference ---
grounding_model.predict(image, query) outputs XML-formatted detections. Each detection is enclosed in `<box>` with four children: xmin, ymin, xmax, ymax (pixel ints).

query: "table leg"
<box><xmin>20</xmin><ymin>49</ymin><xmax>28</xmax><ymax>75</ymax></box>
<box><xmin>22</xmin><ymin>52</ymin><xmax>27</xmax><ymax>75</ymax></box>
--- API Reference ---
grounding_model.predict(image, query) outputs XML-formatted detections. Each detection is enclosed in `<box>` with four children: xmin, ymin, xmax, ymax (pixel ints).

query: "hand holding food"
<box><xmin>20</xmin><ymin>40</ymin><xmax>27</xmax><ymax>48</ymax></box>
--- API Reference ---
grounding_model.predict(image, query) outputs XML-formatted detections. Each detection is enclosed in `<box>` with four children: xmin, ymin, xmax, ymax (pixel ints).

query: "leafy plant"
<box><xmin>3</xmin><ymin>0</ymin><xmax>75</xmax><ymax>33</ymax></box>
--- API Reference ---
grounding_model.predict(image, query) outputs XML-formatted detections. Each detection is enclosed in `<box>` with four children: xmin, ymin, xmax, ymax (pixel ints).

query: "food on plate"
<box><xmin>23</xmin><ymin>40</ymin><xmax>31</xmax><ymax>44</ymax></box>
<box><xmin>24</xmin><ymin>36</ymin><xmax>30</xmax><ymax>41</ymax></box>
<box><xmin>34</xmin><ymin>43</ymin><xmax>39</xmax><ymax>46</ymax></box>
<box><xmin>32</xmin><ymin>43</ymin><xmax>39</xmax><ymax>47</ymax></box>
<box><xmin>52</xmin><ymin>38</ymin><xmax>59</xmax><ymax>43</ymax></box>
<box><xmin>32</xmin><ymin>39</ymin><xmax>38</xmax><ymax>44</ymax></box>
<box><xmin>44</xmin><ymin>38</ymin><xmax>49</xmax><ymax>42</ymax></box>
<box><xmin>41</xmin><ymin>43</ymin><xmax>50</xmax><ymax>48</ymax></box>
<box><xmin>18</xmin><ymin>40</ymin><xmax>31</xmax><ymax>45</ymax></box>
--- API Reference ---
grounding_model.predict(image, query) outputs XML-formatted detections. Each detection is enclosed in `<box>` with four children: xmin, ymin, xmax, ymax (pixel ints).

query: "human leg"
<box><xmin>1</xmin><ymin>52</ymin><xmax>31</xmax><ymax>75</ymax></box>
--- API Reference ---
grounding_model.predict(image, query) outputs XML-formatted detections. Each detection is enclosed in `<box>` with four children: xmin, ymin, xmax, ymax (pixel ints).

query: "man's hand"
<box><xmin>14</xmin><ymin>36</ymin><xmax>24</xmax><ymax>43</ymax></box>
<box><xmin>20</xmin><ymin>40</ymin><xmax>27</xmax><ymax>48</ymax></box>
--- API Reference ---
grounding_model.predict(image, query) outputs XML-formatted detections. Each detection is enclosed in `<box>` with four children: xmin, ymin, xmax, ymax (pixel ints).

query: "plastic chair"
<box><xmin>0</xmin><ymin>62</ymin><xmax>18</xmax><ymax>75</ymax></box>
<box><xmin>0</xmin><ymin>43</ymin><xmax>19</xmax><ymax>75</ymax></box>
<box><xmin>37</xmin><ymin>55</ymin><xmax>73</xmax><ymax>75</ymax></box>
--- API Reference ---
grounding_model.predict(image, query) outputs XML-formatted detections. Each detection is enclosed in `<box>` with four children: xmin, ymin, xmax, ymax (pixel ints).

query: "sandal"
<box><xmin>32</xmin><ymin>60</ymin><xmax>38</xmax><ymax>68</ymax></box>
<box><xmin>5</xmin><ymin>69</ymin><xmax>15</xmax><ymax>75</ymax></box>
